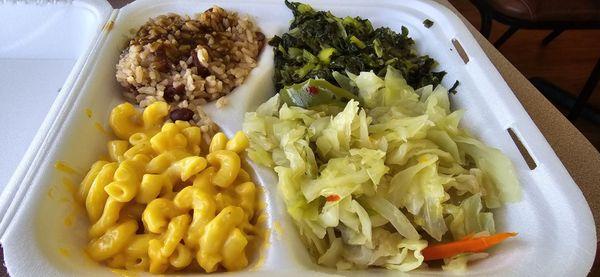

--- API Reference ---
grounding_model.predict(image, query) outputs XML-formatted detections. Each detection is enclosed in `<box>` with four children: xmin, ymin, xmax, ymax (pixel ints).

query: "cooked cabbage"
<box><xmin>243</xmin><ymin>66</ymin><xmax>521</xmax><ymax>271</ymax></box>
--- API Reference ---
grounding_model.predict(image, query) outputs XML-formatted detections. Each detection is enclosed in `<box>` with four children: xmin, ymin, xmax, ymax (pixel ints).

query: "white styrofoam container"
<box><xmin>0</xmin><ymin>0</ymin><xmax>595</xmax><ymax>276</ymax></box>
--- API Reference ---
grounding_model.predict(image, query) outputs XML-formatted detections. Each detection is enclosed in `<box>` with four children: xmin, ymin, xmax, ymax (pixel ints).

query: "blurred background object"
<box><xmin>452</xmin><ymin>0</ymin><xmax>600</xmax><ymax>149</ymax></box>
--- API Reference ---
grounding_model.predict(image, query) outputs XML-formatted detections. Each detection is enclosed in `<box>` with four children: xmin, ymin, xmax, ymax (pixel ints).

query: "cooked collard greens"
<box><xmin>269</xmin><ymin>1</ymin><xmax>447</xmax><ymax>91</ymax></box>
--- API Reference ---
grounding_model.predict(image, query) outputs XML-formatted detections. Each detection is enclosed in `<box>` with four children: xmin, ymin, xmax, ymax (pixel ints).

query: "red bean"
<box><xmin>163</xmin><ymin>84</ymin><xmax>185</xmax><ymax>102</ymax></box>
<box><xmin>169</xmin><ymin>108</ymin><xmax>194</xmax><ymax>121</ymax></box>
<box><xmin>255</xmin><ymin>32</ymin><xmax>265</xmax><ymax>41</ymax></box>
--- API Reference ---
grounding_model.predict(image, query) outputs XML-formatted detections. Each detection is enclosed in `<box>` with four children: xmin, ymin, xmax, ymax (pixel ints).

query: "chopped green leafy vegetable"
<box><xmin>449</xmin><ymin>80</ymin><xmax>460</xmax><ymax>94</ymax></box>
<box><xmin>423</xmin><ymin>19</ymin><xmax>434</xmax><ymax>28</ymax></box>
<box><xmin>270</xmin><ymin>1</ymin><xmax>447</xmax><ymax>91</ymax></box>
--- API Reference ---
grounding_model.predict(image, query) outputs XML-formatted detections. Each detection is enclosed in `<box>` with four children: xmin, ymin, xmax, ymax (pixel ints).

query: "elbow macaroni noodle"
<box><xmin>79</xmin><ymin>102</ymin><xmax>264</xmax><ymax>273</ymax></box>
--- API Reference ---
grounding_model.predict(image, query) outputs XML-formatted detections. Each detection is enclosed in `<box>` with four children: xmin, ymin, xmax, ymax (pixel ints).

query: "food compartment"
<box><xmin>2</xmin><ymin>1</ymin><xmax>307</xmax><ymax>275</ymax></box>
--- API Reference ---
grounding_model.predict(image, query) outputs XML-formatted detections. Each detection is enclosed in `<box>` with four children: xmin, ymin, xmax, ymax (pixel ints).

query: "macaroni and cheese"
<box><xmin>79</xmin><ymin>101</ymin><xmax>264</xmax><ymax>273</ymax></box>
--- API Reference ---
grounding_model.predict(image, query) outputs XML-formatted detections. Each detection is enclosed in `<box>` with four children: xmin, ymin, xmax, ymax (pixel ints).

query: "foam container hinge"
<box><xmin>0</xmin><ymin>0</ymin><xmax>596</xmax><ymax>276</ymax></box>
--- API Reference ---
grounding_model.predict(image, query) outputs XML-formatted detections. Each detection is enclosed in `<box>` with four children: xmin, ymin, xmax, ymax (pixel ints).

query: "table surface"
<box><xmin>1</xmin><ymin>0</ymin><xmax>598</xmax><ymax>276</ymax></box>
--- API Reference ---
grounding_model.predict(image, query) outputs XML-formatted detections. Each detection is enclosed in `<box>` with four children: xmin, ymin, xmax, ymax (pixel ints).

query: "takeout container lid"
<box><xmin>0</xmin><ymin>0</ymin><xmax>113</xmax><ymax>219</ymax></box>
<box><xmin>0</xmin><ymin>0</ymin><xmax>596</xmax><ymax>276</ymax></box>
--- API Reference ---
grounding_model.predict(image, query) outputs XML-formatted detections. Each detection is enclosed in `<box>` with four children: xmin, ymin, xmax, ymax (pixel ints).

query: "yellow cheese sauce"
<box><xmin>51</xmin><ymin>161</ymin><xmax>84</xmax><ymax>228</ymax></box>
<box><xmin>54</xmin><ymin>161</ymin><xmax>78</xmax><ymax>175</ymax></box>
<box><xmin>251</xmin><ymin>206</ymin><xmax>269</xmax><ymax>268</ymax></box>
<box><xmin>103</xmin><ymin>20</ymin><xmax>114</xmax><ymax>32</ymax></box>
<box><xmin>61</xmin><ymin>177</ymin><xmax>77</xmax><ymax>196</ymax></box>
<box><xmin>47</xmin><ymin>185</ymin><xmax>57</xmax><ymax>200</ymax></box>
<box><xmin>60</xmin><ymin>177</ymin><xmax>81</xmax><ymax>227</ymax></box>
<box><xmin>249</xmin><ymin>227</ymin><xmax>270</xmax><ymax>271</ymax></box>
<box><xmin>85</xmin><ymin>108</ymin><xmax>93</xmax><ymax>118</ymax></box>
<box><xmin>58</xmin><ymin>247</ymin><xmax>71</xmax><ymax>257</ymax></box>
<box><xmin>63</xmin><ymin>214</ymin><xmax>74</xmax><ymax>227</ymax></box>
<box><xmin>94</xmin><ymin>122</ymin><xmax>111</xmax><ymax>137</ymax></box>
<box><xmin>110</xmin><ymin>268</ymin><xmax>138</xmax><ymax>277</ymax></box>
<box><xmin>273</xmin><ymin>220</ymin><xmax>284</xmax><ymax>240</ymax></box>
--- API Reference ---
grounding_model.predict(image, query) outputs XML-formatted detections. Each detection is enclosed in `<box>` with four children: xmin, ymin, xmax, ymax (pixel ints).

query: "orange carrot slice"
<box><xmin>422</xmin><ymin>232</ymin><xmax>517</xmax><ymax>261</ymax></box>
<box><xmin>326</xmin><ymin>194</ymin><xmax>340</xmax><ymax>202</ymax></box>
